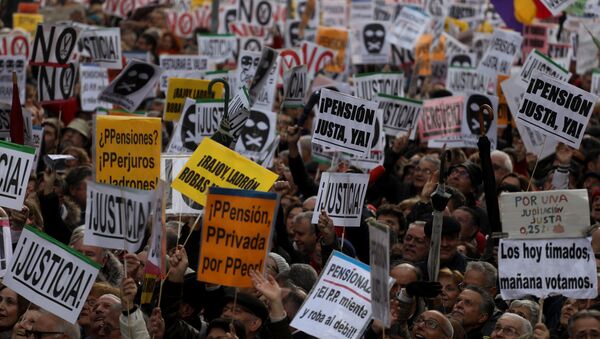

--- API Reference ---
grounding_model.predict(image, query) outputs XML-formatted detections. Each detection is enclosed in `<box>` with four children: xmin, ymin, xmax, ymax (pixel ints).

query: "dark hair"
<box><xmin>139</xmin><ymin>33</ymin><xmax>157</xmax><ymax>50</ymax></box>
<box><xmin>65</xmin><ymin>166</ymin><xmax>92</xmax><ymax>190</ymax></box>
<box><xmin>377</xmin><ymin>204</ymin><xmax>406</xmax><ymax>231</ymax></box>
<box><xmin>568</xmin><ymin>309</ymin><xmax>600</xmax><ymax>337</ymax></box>
<box><xmin>0</xmin><ymin>283</ymin><xmax>30</xmax><ymax>329</ymax></box>
<box><xmin>456</xmin><ymin>206</ymin><xmax>480</xmax><ymax>229</ymax></box>
<box><xmin>207</xmin><ymin>318</ymin><xmax>247</xmax><ymax>339</ymax></box>
<box><xmin>463</xmin><ymin>285</ymin><xmax>494</xmax><ymax>320</ymax></box>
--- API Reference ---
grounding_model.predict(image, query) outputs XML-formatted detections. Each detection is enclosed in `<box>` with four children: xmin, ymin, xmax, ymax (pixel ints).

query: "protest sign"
<box><xmin>312</xmin><ymin>88</ymin><xmax>377</xmax><ymax>157</ymax></box>
<box><xmin>369</xmin><ymin>221</ymin><xmax>391</xmax><ymax>326</ymax></box>
<box><xmin>519</xmin><ymin>49</ymin><xmax>571</xmax><ymax>87</ymax></box>
<box><xmin>516</xmin><ymin>72</ymin><xmax>598</xmax><ymax>148</ymax></box>
<box><xmin>0</xmin><ymin>56</ymin><xmax>26</xmax><ymax>104</ymax></box>
<box><xmin>30</xmin><ymin>24</ymin><xmax>79</xmax><ymax>66</ymax></box>
<box><xmin>593</xmin><ymin>69</ymin><xmax>600</xmax><ymax>97</ymax></box>
<box><xmin>0</xmin><ymin>104</ymin><xmax>8</xmax><ymax>139</ymax></box>
<box><xmin>197</xmin><ymin>34</ymin><xmax>236</xmax><ymax>63</ymax></box>
<box><xmin>236</xmin><ymin>0</ymin><xmax>275</xmax><ymax>27</ymax></box>
<box><xmin>350</xmin><ymin>0</ymin><xmax>374</xmax><ymax>22</ymax></box>
<box><xmin>282</xmin><ymin>65</ymin><xmax>306</xmax><ymax>108</ymax></box>
<box><xmin>165</xmin><ymin>8</ymin><xmax>212</xmax><ymax>38</ymax></box>
<box><xmin>168</xmin><ymin>98</ymin><xmax>224</xmax><ymax>154</ymax></box>
<box><xmin>172</xmin><ymin>138</ymin><xmax>278</xmax><ymax>206</ymax></box>
<box><xmin>160</xmin><ymin>154</ymin><xmax>204</xmax><ymax>215</ymax></box>
<box><xmin>352</xmin><ymin>21</ymin><xmax>389</xmax><ymax>65</ymax></box>
<box><xmin>211</xmin><ymin>87</ymin><xmax>252</xmax><ymax>149</ymax></box>
<box><xmin>516</xmin><ymin>118</ymin><xmax>558</xmax><ymax>161</ymax></box>
<box><xmin>146</xmin><ymin>182</ymin><xmax>166</xmax><ymax>277</ymax></box>
<box><xmin>498</xmin><ymin>238</ymin><xmax>597</xmax><ymax>300</ymax></box>
<box><xmin>447</xmin><ymin>53</ymin><xmax>476</xmax><ymax>68</ymax></box>
<box><xmin>0</xmin><ymin>141</ymin><xmax>35</xmax><ymax>210</ymax></box>
<box><xmin>79</xmin><ymin>64</ymin><xmax>111</xmax><ymax>111</ymax></box>
<box><xmin>4</xmin><ymin>226</ymin><xmax>100</xmax><ymax>324</ymax></box>
<box><xmin>13</xmin><ymin>13</ymin><xmax>43</xmax><ymax>37</ymax></box>
<box><xmin>0</xmin><ymin>31</ymin><xmax>30</xmax><ymax>58</ymax></box>
<box><xmin>353</xmin><ymin>72</ymin><xmax>404</xmax><ymax>101</ymax></box>
<box><xmin>291</xmin><ymin>251</ymin><xmax>374</xmax><ymax>339</ymax></box>
<box><xmin>159</xmin><ymin>55</ymin><xmax>209</xmax><ymax>91</ymax></box>
<box><xmin>164</xmin><ymin>78</ymin><xmax>223</xmax><ymax>121</ymax></box>
<box><xmin>378</xmin><ymin>94</ymin><xmax>422</xmax><ymax>136</ymax></box>
<box><xmin>198</xmin><ymin>187</ymin><xmax>277</xmax><ymax>287</ymax></box>
<box><xmin>84</xmin><ymin>180</ymin><xmax>153</xmax><ymax>252</ymax></box>
<box><xmin>102</xmin><ymin>0</ymin><xmax>153</xmax><ymax>19</ymax></box>
<box><xmin>322</xmin><ymin>0</ymin><xmax>348</xmax><ymax>27</ymax></box>
<box><xmin>522</xmin><ymin>24</ymin><xmax>551</xmax><ymax>58</ymax></box>
<box><xmin>315</xmin><ymin>27</ymin><xmax>349</xmax><ymax>74</ymax></box>
<box><xmin>418</xmin><ymin>96</ymin><xmax>464</xmax><ymax>141</ymax></box>
<box><xmin>37</xmin><ymin>62</ymin><xmax>77</xmax><ymax>103</ymax></box>
<box><xmin>78</xmin><ymin>28</ymin><xmax>122</xmax><ymax>69</ymax></box>
<box><xmin>459</xmin><ymin>92</ymin><xmax>498</xmax><ymax>149</ymax></box>
<box><xmin>499</xmin><ymin>189</ymin><xmax>590</xmax><ymax>239</ymax></box>
<box><xmin>235</xmin><ymin>109</ymin><xmax>277</xmax><ymax>162</ymax></box>
<box><xmin>311</xmin><ymin>173</ymin><xmax>369</xmax><ymax>227</ymax></box>
<box><xmin>576</xmin><ymin>24</ymin><xmax>600</xmax><ymax>75</ymax></box>
<box><xmin>539</xmin><ymin>0</ymin><xmax>578</xmax><ymax>15</ymax></box>
<box><xmin>0</xmin><ymin>217</ymin><xmax>11</xmax><ymax>277</ymax></box>
<box><xmin>477</xmin><ymin>28</ymin><xmax>522</xmax><ymax>76</ymax></box>
<box><xmin>248</xmin><ymin>48</ymin><xmax>279</xmax><ymax>110</ymax></box>
<box><xmin>341</xmin><ymin>109</ymin><xmax>386</xmax><ymax>172</ymax></box>
<box><xmin>388</xmin><ymin>6</ymin><xmax>430</xmax><ymax>51</ymax></box>
<box><xmin>98</xmin><ymin>60</ymin><xmax>162</xmax><ymax>112</ymax></box>
<box><xmin>445</xmin><ymin>66</ymin><xmax>497</xmax><ymax>96</ymax></box>
<box><xmin>95</xmin><ymin>115</ymin><xmax>161</xmax><ymax>190</ymax></box>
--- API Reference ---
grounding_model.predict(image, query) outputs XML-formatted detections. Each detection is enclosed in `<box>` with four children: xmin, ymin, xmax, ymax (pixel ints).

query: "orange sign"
<box><xmin>198</xmin><ymin>187</ymin><xmax>278</xmax><ymax>287</ymax></box>
<box><xmin>315</xmin><ymin>26</ymin><xmax>349</xmax><ymax>74</ymax></box>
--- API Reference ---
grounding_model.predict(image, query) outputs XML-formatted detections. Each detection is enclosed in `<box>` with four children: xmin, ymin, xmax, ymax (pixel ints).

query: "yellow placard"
<box><xmin>172</xmin><ymin>138</ymin><xmax>278</xmax><ymax>206</ymax></box>
<box><xmin>198</xmin><ymin>187</ymin><xmax>278</xmax><ymax>287</ymax></box>
<box><xmin>13</xmin><ymin>13</ymin><xmax>43</xmax><ymax>37</ymax></box>
<box><xmin>191</xmin><ymin>0</ymin><xmax>211</xmax><ymax>8</ymax></box>
<box><xmin>315</xmin><ymin>26</ymin><xmax>349</xmax><ymax>74</ymax></box>
<box><xmin>164</xmin><ymin>78</ymin><xmax>223</xmax><ymax>121</ymax></box>
<box><xmin>95</xmin><ymin>115</ymin><xmax>161</xmax><ymax>190</ymax></box>
<box><xmin>415</xmin><ymin>34</ymin><xmax>446</xmax><ymax>76</ymax></box>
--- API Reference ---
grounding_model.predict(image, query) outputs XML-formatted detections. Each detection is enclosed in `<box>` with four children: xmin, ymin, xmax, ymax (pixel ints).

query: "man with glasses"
<box><xmin>411</xmin><ymin>310</ymin><xmax>454</xmax><ymax>339</ymax></box>
<box><xmin>568</xmin><ymin>309</ymin><xmax>600</xmax><ymax>339</ymax></box>
<box><xmin>12</xmin><ymin>307</ymin><xmax>80</xmax><ymax>339</ymax></box>
<box><xmin>402</xmin><ymin>222</ymin><xmax>430</xmax><ymax>264</ymax></box>
<box><xmin>490</xmin><ymin>313</ymin><xmax>532</xmax><ymax>339</ymax></box>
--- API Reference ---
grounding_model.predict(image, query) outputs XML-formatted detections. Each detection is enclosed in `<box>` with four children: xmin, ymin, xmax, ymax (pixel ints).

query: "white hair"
<box><xmin>491</xmin><ymin>150</ymin><xmax>513</xmax><ymax>172</ymax></box>
<box><xmin>499</xmin><ymin>312</ymin><xmax>533</xmax><ymax>337</ymax></box>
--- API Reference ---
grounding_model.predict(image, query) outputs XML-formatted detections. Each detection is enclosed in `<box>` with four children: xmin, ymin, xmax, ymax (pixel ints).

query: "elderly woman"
<box><xmin>436</xmin><ymin>267</ymin><xmax>464</xmax><ymax>314</ymax></box>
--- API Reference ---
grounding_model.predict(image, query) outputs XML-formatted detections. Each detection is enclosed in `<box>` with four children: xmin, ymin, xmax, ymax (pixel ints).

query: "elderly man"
<box><xmin>411</xmin><ymin>310</ymin><xmax>454</xmax><ymax>339</ymax></box>
<box><xmin>12</xmin><ymin>307</ymin><xmax>80</xmax><ymax>339</ymax></box>
<box><xmin>451</xmin><ymin>285</ymin><xmax>495</xmax><ymax>339</ymax></box>
<box><xmin>490</xmin><ymin>313</ymin><xmax>532</xmax><ymax>339</ymax></box>
<box><xmin>69</xmin><ymin>226</ymin><xmax>123</xmax><ymax>287</ymax></box>
<box><xmin>491</xmin><ymin>150</ymin><xmax>513</xmax><ymax>183</ymax></box>
<box><xmin>402</xmin><ymin>222</ymin><xmax>430</xmax><ymax>264</ymax></box>
<box><xmin>568</xmin><ymin>310</ymin><xmax>600</xmax><ymax>339</ymax></box>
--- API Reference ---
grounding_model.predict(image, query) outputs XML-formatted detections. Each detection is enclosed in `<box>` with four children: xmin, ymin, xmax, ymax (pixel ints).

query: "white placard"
<box><xmin>282</xmin><ymin>65</ymin><xmax>306</xmax><ymax>108</ymax></box>
<box><xmin>79</xmin><ymin>64</ymin><xmax>111</xmax><ymax>111</ymax></box>
<box><xmin>446</xmin><ymin>66</ymin><xmax>497</xmax><ymax>96</ymax></box>
<box><xmin>167</xmin><ymin>99</ymin><xmax>224</xmax><ymax>154</ymax></box>
<box><xmin>0</xmin><ymin>56</ymin><xmax>26</xmax><ymax>104</ymax></box>
<box><xmin>78</xmin><ymin>27</ymin><xmax>122</xmax><ymax>69</ymax></box>
<box><xmin>353</xmin><ymin>72</ymin><xmax>404</xmax><ymax>101</ymax></box>
<box><xmin>369</xmin><ymin>222</ymin><xmax>391</xmax><ymax>326</ymax></box>
<box><xmin>160</xmin><ymin>154</ymin><xmax>203</xmax><ymax>215</ymax></box>
<box><xmin>477</xmin><ymin>28</ymin><xmax>523</xmax><ymax>76</ymax></box>
<box><xmin>459</xmin><ymin>92</ymin><xmax>498</xmax><ymax>149</ymax></box>
<box><xmin>519</xmin><ymin>49</ymin><xmax>571</xmax><ymax>87</ymax></box>
<box><xmin>159</xmin><ymin>55</ymin><xmax>210</xmax><ymax>91</ymax></box>
<box><xmin>0</xmin><ymin>141</ymin><xmax>35</xmax><ymax>210</ymax></box>
<box><xmin>353</xmin><ymin>21</ymin><xmax>390</xmax><ymax>65</ymax></box>
<box><xmin>592</xmin><ymin>69</ymin><xmax>600</xmax><ymax>97</ymax></box>
<box><xmin>378</xmin><ymin>94</ymin><xmax>422</xmax><ymax>136</ymax></box>
<box><xmin>235</xmin><ymin>108</ymin><xmax>277</xmax><ymax>163</ymax></box>
<box><xmin>387</xmin><ymin>6</ymin><xmax>430</xmax><ymax>51</ymax></box>
<box><xmin>539</xmin><ymin>0</ymin><xmax>578</xmax><ymax>15</ymax></box>
<box><xmin>197</xmin><ymin>34</ymin><xmax>237</xmax><ymax>63</ymax></box>
<box><xmin>311</xmin><ymin>173</ymin><xmax>369</xmax><ymax>227</ymax></box>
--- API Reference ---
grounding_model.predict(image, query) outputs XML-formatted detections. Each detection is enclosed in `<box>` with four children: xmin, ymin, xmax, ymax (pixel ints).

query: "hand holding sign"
<box><xmin>167</xmin><ymin>245</ymin><xmax>188</xmax><ymax>283</ymax></box>
<box><xmin>318</xmin><ymin>210</ymin><xmax>336</xmax><ymax>246</ymax></box>
<box><xmin>121</xmin><ymin>277</ymin><xmax>137</xmax><ymax>312</ymax></box>
<box><xmin>148</xmin><ymin>307</ymin><xmax>165</xmax><ymax>339</ymax></box>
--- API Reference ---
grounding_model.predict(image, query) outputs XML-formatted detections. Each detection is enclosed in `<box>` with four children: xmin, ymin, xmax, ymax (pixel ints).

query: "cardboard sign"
<box><xmin>0</xmin><ymin>141</ymin><xmax>35</xmax><ymax>210</ymax></box>
<box><xmin>0</xmin><ymin>56</ymin><xmax>26</xmax><ymax>104</ymax></box>
<box><xmin>477</xmin><ymin>28</ymin><xmax>522</xmax><ymax>76</ymax></box>
<box><xmin>446</xmin><ymin>66</ymin><xmax>497</xmax><ymax>95</ymax></box>
<box><xmin>516</xmin><ymin>72</ymin><xmax>598</xmax><ymax>148</ymax></box>
<box><xmin>353</xmin><ymin>21</ymin><xmax>390</xmax><ymax>65</ymax></box>
<box><xmin>592</xmin><ymin>69</ymin><xmax>600</xmax><ymax>97</ymax></box>
<box><xmin>160</xmin><ymin>154</ymin><xmax>204</xmax><ymax>215</ymax></box>
<box><xmin>79</xmin><ymin>64</ymin><xmax>111</xmax><ymax>111</ymax></box>
<box><xmin>198</xmin><ymin>187</ymin><xmax>277</xmax><ymax>287</ymax></box>
<box><xmin>0</xmin><ymin>30</ymin><xmax>30</xmax><ymax>58</ymax></box>
<box><xmin>499</xmin><ymin>189</ymin><xmax>590</xmax><ymax>239</ymax></box>
<box><xmin>164</xmin><ymin>78</ymin><xmax>223</xmax><ymax>121</ymax></box>
<box><xmin>388</xmin><ymin>6</ymin><xmax>431</xmax><ymax>51</ymax></box>
<box><xmin>378</xmin><ymin>94</ymin><xmax>422</xmax><ymax>136</ymax></box>
<box><xmin>159</xmin><ymin>55</ymin><xmax>209</xmax><ymax>91</ymax></box>
<box><xmin>315</xmin><ymin>26</ymin><xmax>349</xmax><ymax>74</ymax></box>
<box><xmin>418</xmin><ymin>96</ymin><xmax>464</xmax><ymax>141</ymax></box>
<box><xmin>98</xmin><ymin>60</ymin><xmax>162</xmax><ymax>112</ymax></box>
<box><xmin>197</xmin><ymin>34</ymin><xmax>237</xmax><ymax>63</ymax></box>
<box><xmin>311</xmin><ymin>173</ymin><xmax>369</xmax><ymax>227</ymax></box>
<box><xmin>37</xmin><ymin>63</ymin><xmax>77</xmax><ymax>103</ymax></box>
<box><xmin>168</xmin><ymin>99</ymin><xmax>224</xmax><ymax>154</ymax></box>
<box><xmin>0</xmin><ymin>218</ymin><xmax>12</xmax><ymax>277</ymax></box>
<box><xmin>313</xmin><ymin>88</ymin><xmax>377</xmax><ymax>157</ymax></box>
<box><xmin>95</xmin><ymin>115</ymin><xmax>161</xmax><ymax>190</ymax></box>
<box><xmin>234</xmin><ymin>108</ymin><xmax>277</xmax><ymax>163</ymax></box>
<box><xmin>499</xmin><ymin>238</ymin><xmax>597</xmax><ymax>300</ymax></box>
<box><xmin>539</xmin><ymin>0</ymin><xmax>578</xmax><ymax>15</ymax></box>
<box><xmin>171</xmin><ymin>138</ymin><xmax>278</xmax><ymax>206</ymax></box>
<box><xmin>165</xmin><ymin>8</ymin><xmax>212</xmax><ymax>39</ymax></box>
<box><xmin>290</xmin><ymin>251</ymin><xmax>374</xmax><ymax>339</ymax></box>
<box><xmin>353</xmin><ymin>72</ymin><xmax>404</xmax><ymax>101</ymax></box>
<box><xmin>13</xmin><ymin>13</ymin><xmax>43</xmax><ymax>37</ymax></box>
<box><xmin>78</xmin><ymin>28</ymin><xmax>122</xmax><ymax>69</ymax></box>
<box><xmin>84</xmin><ymin>180</ymin><xmax>153</xmax><ymax>252</ymax></box>
<box><xmin>369</xmin><ymin>221</ymin><xmax>391</xmax><ymax>327</ymax></box>
<box><xmin>519</xmin><ymin>49</ymin><xmax>571</xmax><ymax>87</ymax></box>
<box><xmin>4</xmin><ymin>226</ymin><xmax>100</xmax><ymax>324</ymax></box>
<box><xmin>282</xmin><ymin>65</ymin><xmax>306</xmax><ymax>108</ymax></box>
<box><xmin>30</xmin><ymin>24</ymin><xmax>79</xmax><ymax>66</ymax></box>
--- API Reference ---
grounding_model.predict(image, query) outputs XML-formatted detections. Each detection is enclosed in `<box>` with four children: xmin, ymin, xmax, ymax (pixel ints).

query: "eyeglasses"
<box><xmin>414</xmin><ymin>315</ymin><xmax>451</xmax><ymax>336</ymax></box>
<box><xmin>574</xmin><ymin>330</ymin><xmax>600</xmax><ymax>339</ymax></box>
<box><xmin>414</xmin><ymin>167</ymin><xmax>433</xmax><ymax>175</ymax></box>
<box><xmin>404</xmin><ymin>234</ymin><xmax>427</xmax><ymax>245</ymax></box>
<box><xmin>450</xmin><ymin>168</ymin><xmax>470</xmax><ymax>179</ymax></box>
<box><xmin>23</xmin><ymin>330</ymin><xmax>64</xmax><ymax>339</ymax></box>
<box><xmin>492</xmin><ymin>325</ymin><xmax>520</xmax><ymax>337</ymax></box>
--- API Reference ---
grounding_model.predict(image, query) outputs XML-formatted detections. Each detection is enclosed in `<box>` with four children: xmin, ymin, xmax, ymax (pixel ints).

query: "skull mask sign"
<box><xmin>114</xmin><ymin>62</ymin><xmax>155</xmax><ymax>96</ymax></box>
<box><xmin>466</xmin><ymin>94</ymin><xmax>493</xmax><ymax>135</ymax></box>
<box><xmin>363</xmin><ymin>23</ymin><xmax>385</xmax><ymax>54</ymax></box>
<box><xmin>241</xmin><ymin>110</ymin><xmax>270</xmax><ymax>152</ymax></box>
<box><xmin>450</xmin><ymin>54</ymin><xmax>472</xmax><ymax>68</ymax></box>
<box><xmin>239</xmin><ymin>54</ymin><xmax>260</xmax><ymax>86</ymax></box>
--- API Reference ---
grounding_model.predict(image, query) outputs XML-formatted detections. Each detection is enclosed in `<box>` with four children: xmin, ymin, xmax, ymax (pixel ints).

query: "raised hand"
<box><xmin>168</xmin><ymin>245</ymin><xmax>188</xmax><ymax>283</ymax></box>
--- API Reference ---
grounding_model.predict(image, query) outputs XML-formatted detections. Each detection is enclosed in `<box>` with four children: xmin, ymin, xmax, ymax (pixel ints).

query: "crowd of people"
<box><xmin>0</xmin><ymin>0</ymin><xmax>599</xmax><ymax>338</ymax></box>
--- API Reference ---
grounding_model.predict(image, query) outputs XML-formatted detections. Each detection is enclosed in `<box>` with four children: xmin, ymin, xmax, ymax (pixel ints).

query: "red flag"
<box><xmin>9</xmin><ymin>72</ymin><xmax>24</xmax><ymax>145</ymax></box>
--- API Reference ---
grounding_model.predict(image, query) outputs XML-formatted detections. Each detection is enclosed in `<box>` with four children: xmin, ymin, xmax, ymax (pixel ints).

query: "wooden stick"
<box><xmin>526</xmin><ymin>135</ymin><xmax>547</xmax><ymax>192</ymax></box>
<box><xmin>538</xmin><ymin>298</ymin><xmax>544</xmax><ymax>324</ymax></box>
